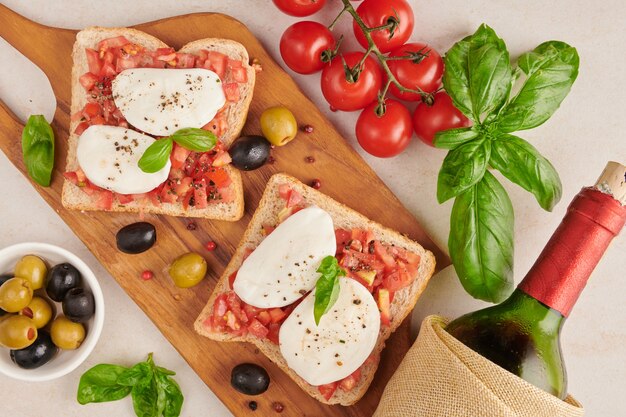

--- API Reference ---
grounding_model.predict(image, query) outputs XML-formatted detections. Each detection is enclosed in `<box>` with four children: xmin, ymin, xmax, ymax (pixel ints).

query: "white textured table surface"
<box><xmin>0</xmin><ymin>1</ymin><xmax>624</xmax><ymax>416</ymax></box>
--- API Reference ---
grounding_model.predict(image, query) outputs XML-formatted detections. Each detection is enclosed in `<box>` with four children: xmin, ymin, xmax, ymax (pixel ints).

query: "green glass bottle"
<box><xmin>446</xmin><ymin>162</ymin><xmax>626</xmax><ymax>399</ymax></box>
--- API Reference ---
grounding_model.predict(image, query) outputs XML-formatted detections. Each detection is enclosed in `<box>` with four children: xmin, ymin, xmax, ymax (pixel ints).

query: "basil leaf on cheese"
<box><xmin>138</xmin><ymin>137</ymin><xmax>173</xmax><ymax>173</ymax></box>
<box><xmin>314</xmin><ymin>256</ymin><xmax>346</xmax><ymax>325</ymax></box>
<box><xmin>170</xmin><ymin>127</ymin><xmax>217</xmax><ymax>152</ymax></box>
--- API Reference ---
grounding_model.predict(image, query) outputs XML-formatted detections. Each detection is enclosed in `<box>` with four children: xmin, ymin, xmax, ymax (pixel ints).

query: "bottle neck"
<box><xmin>519</xmin><ymin>188</ymin><xmax>626</xmax><ymax>317</ymax></box>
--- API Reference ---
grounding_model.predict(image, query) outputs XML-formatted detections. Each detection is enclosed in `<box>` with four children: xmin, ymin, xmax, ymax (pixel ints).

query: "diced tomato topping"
<box><xmin>377</xmin><ymin>288</ymin><xmax>391</xmax><ymax>326</ymax></box>
<box><xmin>176</xmin><ymin>53</ymin><xmax>196</xmax><ymax>68</ymax></box>
<box><xmin>227</xmin><ymin>58</ymin><xmax>243</xmax><ymax>68</ymax></box>
<box><xmin>339</xmin><ymin>369</ymin><xmax>362</xmax><ymax>391</ymax></box>
<box><xmin>223</xmin><ymin>83</ymin><xmax>240</xmax><ymax>102</ymax></box>
<box><xmin>373</xmin><ymin>241</ymin><xmax>397</xmax><ymax>269</ymax></box>
<box><xmin>256</xmin><ymin>311</ymin><xmax>271</xmax><ymax>326</ymax></box>
<box><xmin>248</xmin><ymin>319</ymin><xmax>269</xmax><ymax>338</ymax></box>
<box><xmin>226</xmin><ymin>292</ymin><xmax>248</xmax><ymax>323</ymax></box>
<box><xmin>286</xmin><ymin>189</ymin><xmax>304</xmax><ymax>208</ymax></box>
<box><xmin>89</xmin><ymin>115</ymin><xmax>105</xmax><ymax>126</ymax></box>
<box><xmin>94</xmin><ymin>190</ymin><xmax>114</xmax><ymax>210</ymax></box>
<box><xmin>268</xmin><ymin>308</ymin><xmax>287</xmax><ymax>324</ymax></box>
<box><xmin>318</xmin><ymin>382</ymin><xmax>338</xmax><ymax>401</ymax></box>
<box><xmin>147</xmin><ymin>189</ymin><xmax>161</xmax><ymax>206</ymax></box>
<box><xmin>267</xmin><ymin>323</ymin><xmax>281</xmax><ymax>344</ymax></box>
<box><xmin>206</xmin><ymin>167</ymin><xmax>231</xmax><ymax>188</ymax></box>
<box><xmin>192</xmin><ymin>179</ymin><xmax>208</xmax><ymax>209</ymax></box>
<box><xmin>213</xmin><ymin>293</ymin><xmax>228</xmax><ymax>318</ymax></box>
<box><xmin>224</xmin><ymin>311</ymin><xmax>241</xmax><ymax>331</ymax></box>
<box><xmin>97</xmin><ymin>36</ymin><xmax>130</xmax><ymax>52</ymax></box>
<box><xmin>231</xmin><ymin>66</ymin><xmax>248</xmax><ymax>83</ymax></box>
<box><xmin>74</xmin><ymin>121</ymin><xmax>90</xmax><ymax>135</ymax></box>
<box><xmin>82</xmin><ymin>102</ymin><xmax>101</xmax><ymax>119</ymax></box>
<box><xmin>212</xmin><ymin>151</ymin><xmax>232</xmax><ymax>167</ymax></box>
<box><xmin>206</xmin><ymin>51</ymin><xmax>228</xmax><ymax>78</ymax></box>
<box><xmin>115</xmin><ymin>56</ymin><xmax>140</xmax><ymax>72</ymax></box>
<box><xmin>173</xmin><ymin>177</ymin><xmax>193</xmax><ymax>197</ymax></box>
<box><xmin>79</xmin><ymin>72</ymin><xmax>99</xmax><ymax>91</ymax></box>
<box><xmin>117</xmin><ymin>194</ymin><xmax>134</xmax><ymax>204</ymax></box>
<box><xmin>85</xmin><ymin>48</ymin><xmax>102</xmax><ymax>75</ymax></box>
<box><xmin>160</xmin><ymin>181</ymin><xmax>178</xmax><ymax>204</ymax></box>
<box><xmin>100</xmin><ymin>62</ymin><xmax>117</xmax><ymax>78</ymax></box>
<box><xmin>202</xmin><ymin>113</ymin><xmax>228</xmax><ymax>137</ymax></box>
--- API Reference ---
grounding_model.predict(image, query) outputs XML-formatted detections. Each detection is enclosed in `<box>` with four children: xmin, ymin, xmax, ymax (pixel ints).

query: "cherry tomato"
<box><xmin>412</xmin><ymin>91</ymin><xmax>472</xmax><ymax>146</ymax></box>
<box><xmin>272</xmin><ymin>0</ymin><xmax>326</xmax><ymax>16</ymax></box>
<box><xmin>353</xmin><ymin>0</ymin><xmax>414</xmax><ymax>53</ymax></box>
<box><xmin>387</xmin><ymin>43</ymin><xmax>443</xmax><ymax>101</ymax></box>
<box><xmin>356</xmin><ymin>99</ymin><xmax>413</xmax><ymax>158</ymax></box>
<box><xmin>321</xmin><ymin>52</ymin><xmax>383</xmax><ymax>112</ymax></box>
<box><xmin>280</xmin><ymin>21</ymin><xmax>335</xmax><ymax>74</ymax></box>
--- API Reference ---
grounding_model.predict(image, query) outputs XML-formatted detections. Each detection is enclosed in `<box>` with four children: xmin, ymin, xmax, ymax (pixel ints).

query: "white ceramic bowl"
<box><xmin>0</xmin><ymin>242</ymin><xmax>104</xmax><ymax>381</ymax></box>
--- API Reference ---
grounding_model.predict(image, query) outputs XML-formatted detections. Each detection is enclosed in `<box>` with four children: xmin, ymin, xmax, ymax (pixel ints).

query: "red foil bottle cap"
<box><xmin>519</xmin><ymin>188</ymin><xmax>626</xmax><ymax>317</ymax></box>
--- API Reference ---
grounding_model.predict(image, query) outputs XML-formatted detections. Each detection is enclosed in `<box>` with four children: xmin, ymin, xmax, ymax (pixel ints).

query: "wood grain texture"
<box><xmin>0</xmin><ymin>5</ymin><xmax>449</xmax><ymax>416</ymax></box>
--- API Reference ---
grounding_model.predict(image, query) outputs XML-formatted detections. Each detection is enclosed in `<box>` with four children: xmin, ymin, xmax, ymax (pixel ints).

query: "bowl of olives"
<box><xmin>0</xmin><ymin>242</ymin><xmax>104</xmax><ymax>381</ymax></box>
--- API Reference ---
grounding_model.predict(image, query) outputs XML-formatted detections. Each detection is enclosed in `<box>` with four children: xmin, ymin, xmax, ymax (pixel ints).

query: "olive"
<box><xmin>260</xmin><ymin>106</ymin><xmax>298</xmax><ymax>146</ymax></box>
<box><xmin>62</xmin><ymin>287</ymin><xmax>95</xmax><ymax>323</ymax></box>
<box><xmin>19</xmin><ymin>296</ymin><xmax>53</xmax><ymax>328</ymax></box>
<box><xmin>229</xmin><ymin>136</ymin><xmax>271</xmax><ymax>171</ymax></box>
<box><xmin>168</xmin><ymin>252</ymin><xmax>207</xmax><ymax>288</ymax></box>
<box><xmin>0</xmin><ymin>315</ymin><xmax>37</xmax><ymax>349</ymax></box>
<box><xmin>46</xmin><ymin>263</ymin><xmax>81</xmax><ymax>302</ymax></box>
<box><xmin>231</xmin><ymin>363</ymin><xmax>270</xmax><ymax>395</ymax></box>
<box><xmin>50</xmin><ymin>316</ymin><xmax>85</xmax><ymax>350</ymax></box>
<box><xmin>0</xmin><ymin>278</ymin><xmax>33</xmax><ymax>313</ymax></box>
<box><xmin>116</xmin><ymin>222</ymin><xmax>157</xmax><ymax>254</ymax></box>
<box><xmin>14</xmin><ymin>255</ymin><xmax>47</xmax><ymax>290</ymax></box>
<box><xmin>0</xmin><ymin>273</ymin><xmax>12</xmax><ymax>287</ymax></box>
<box><xmin>10</xmin><ymin>330</ymin><xmax>57</xmax><ymax>369</ymax></box>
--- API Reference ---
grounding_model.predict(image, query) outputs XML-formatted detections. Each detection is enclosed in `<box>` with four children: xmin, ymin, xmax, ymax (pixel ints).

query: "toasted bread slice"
<box><xmin>62</xmin><ymin>27</ymin><xmax>255</xmax><ymax>220</ymax></box>
<box><xmin>194</xmin><ymin>173</ymin><xmax>436</xmax><ymax>405</ymax></box>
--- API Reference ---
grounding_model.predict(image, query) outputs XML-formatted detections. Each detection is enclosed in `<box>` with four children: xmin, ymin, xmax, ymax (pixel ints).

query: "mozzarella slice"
<box><xmin>233</xmin><ymin>206</ymin><xmax>336</xmax><ymax>308</ymax></box>
<box><xmin>76</xmin><ymin>125</ymin><xmax>171</xmax><ymax>194</ymax></box>
<box><xmin>112</xmin><ymin>68</ymin><xmax>225</xmax><ymax>136</ymax></box>
<box><xmin>279</xmin><ymin>277</ymin><xmax>380</xmax><ymax>386</ymax></box>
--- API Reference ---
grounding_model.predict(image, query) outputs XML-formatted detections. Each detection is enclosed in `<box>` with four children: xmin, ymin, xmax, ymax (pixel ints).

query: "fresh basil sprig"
<box><xmin>138</xmin><ymin>128</ymin><xmax>217</xmax><ymax>173</ymax></box>
<box><xmin>22</xmin><ymin>115</ymin><xmax>55</xmax><ymax>186</ymax></box>
<box><xmin>314</xmin><ymin>256</ymin><xmax>346</xmax><ymax>325</ymax></box>
<box><xmin>77</xmin><ymin>353</ymin><xmax>183</xmax><ymax>417</ymax></box>
<box><xmin>436</xmin><ymin>24</ymin><xmax>579</xmax><ymax>302</ymax></box>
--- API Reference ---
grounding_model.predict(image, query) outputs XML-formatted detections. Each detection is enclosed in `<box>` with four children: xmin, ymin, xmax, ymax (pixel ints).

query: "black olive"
<box><xmin>116</xmin><ymin>222</ymin><xmax>157</xmax><ymax>254</ymax></box>
<box><xmin>10</xmin><ymin>330</ymin><xmax>57</xmax><ymax>369</ymax></box>
<box><xmin>231</xmin><ymin>363</ymin><xmax>270</xmax><ymax>395</ymax></box>
<box><xmin>229</xmin><ymin>136</ymin><xmax>271</xmax><ymax>171</ymax></box>
<box><xmin>62</xmin><ymin>287</ymin><xmax>95</xmax><ymax>323</ymax></box>
<box><xmin>46</xmin><ymin>263</ymin><xmax>81</xmax><ymax>302</ymax></box>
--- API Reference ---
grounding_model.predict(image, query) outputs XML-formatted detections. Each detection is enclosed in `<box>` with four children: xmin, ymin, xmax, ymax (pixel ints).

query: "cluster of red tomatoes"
<box><xmin>273</xmin><ymin>0</ymin><xmax>471</xmax><ymax>157</ymax></box>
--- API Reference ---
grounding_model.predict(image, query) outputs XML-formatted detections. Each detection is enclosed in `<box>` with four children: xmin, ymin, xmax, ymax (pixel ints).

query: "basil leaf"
<box><xmin>314</xmin><ymin>256</ymin><xmax>346</xmax><ymax>325</ymax></box>
<box><xmin>156</xmin><ymin>366</ymin><xmax>176</xmax><ymax>376</ymax></box>
<box><xmin>77</xmin><ymin>364</ymin><xmax>131</xmax><ymax>405</ymax></box>
<box><xmin>490</xmin><ymin>134</ymin><xmax>562</xmax><ymax>211</ymax></box>
<box><xmin>449</xmin><ymin>171</ymin><xmax>514</xmax><ymax>302</ymax></box>
<box><xmin>131</xmin><ymin>377</ymin><xmax>159</xmax><ymax>417</ymax></box>
<box><xmin>157</xmin><ymin>373</ymin><xmax>184</xmax><ymax>417</ymax></box>
<box><xmin>437</xmin><ymin>137</ymin><xmax>491</xmax><ymax>203</ymax></box>
<box><xmin>22</xmin><ymin>115</ymin><xmax>55</xmax><ymax>186</ymax></box>
<box><xmin>467</xmin><ymin>25</ymin><xmax>512</xmax><ymax>121</ymax></box>
<box><xmin>442</xmin><ymin>36</ymin><xmax>474</xmax><ymax>120</ymax></box>
<box><xmin>497</xmin><ymin>41</ymin><xmax>579</xmax><ymax>132</ymax></box>
<box><xmin>138</xmin><ymin>138</ymin><xmax>173</xmax><ymax>173</ymax></box>
<box><xmin>170</xmin><ymin>128</ymin><xmax>217</xmax><ymax>152</ymax></box>
<box><xmin>117</xmin><ymin>362</ymin><xmax>152</xmax><ymax>387</ymax></box>
<box><xmin>434</xmin><ymin>127</ymin><xmax>479</xmax><ymax>150</ymax></box>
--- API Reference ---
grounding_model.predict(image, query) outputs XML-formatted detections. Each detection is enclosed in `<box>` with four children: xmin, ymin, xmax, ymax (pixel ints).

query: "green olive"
<box><xmin>19</xmin><ymin>296</ymin><xmax>53</xmax><ymax>329</ymax></box>
<box><xmin>168</xmin><ymin>252</ymin><xmax>207</xmax><ymax>288</ymax></box>
<box><xmin>14</xmin><ymin>255</ymin><xmax>47</xmax><ymax>290</ymax></box>
<box><xmin>260</xmin><ymin>106</ymin><xmax>298</xmax><ymax>146</ymax></box>
<box><xmin>0</xmin><ymin>278</ymin><xmax>33</xmax><ymax>313</ymax></box>
<box><xmin>0</xmin><ymin>315</ymin><xmax>37</xmax><ymax>349</ymax></box>
<box><xmin>50</xmin><ymin>316</ymin><xmax>85</xmax><ymax>350</ymax></box>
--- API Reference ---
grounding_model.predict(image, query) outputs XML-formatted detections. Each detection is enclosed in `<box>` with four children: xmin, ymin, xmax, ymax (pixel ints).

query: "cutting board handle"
<box><xmin>0</xmin><ymin>4</ymin><xmax>76</xmax><ymax>96</ymax></box>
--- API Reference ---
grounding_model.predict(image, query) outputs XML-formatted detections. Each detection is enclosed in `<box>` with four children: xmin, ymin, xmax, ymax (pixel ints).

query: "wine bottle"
<box><xmin>446</xmin><ymin>161</ymin><xmax>626</xmax><ymax>399</ymax></box>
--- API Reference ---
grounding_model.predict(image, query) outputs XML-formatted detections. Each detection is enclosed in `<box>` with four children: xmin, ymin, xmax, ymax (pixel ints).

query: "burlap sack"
<box><xmin>374</xmin><ymin>315</ymin><xmax>584</xmax><ymax>417</ymax></box>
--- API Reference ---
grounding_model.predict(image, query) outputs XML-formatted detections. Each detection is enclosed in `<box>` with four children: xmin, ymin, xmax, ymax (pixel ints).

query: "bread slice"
<box><xmin>62</xmin><ymin>27</ymin><xmax>256</xmax><ymax>220</ymax></box>
<box><xmin>194</xmin><ymin>173</ymin><xmax>436</xmax><ymax>405</ymax></box>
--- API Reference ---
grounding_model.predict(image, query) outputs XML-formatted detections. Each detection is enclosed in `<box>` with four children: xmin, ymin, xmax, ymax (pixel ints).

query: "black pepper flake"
<box><xmin>353</xmin><ymin>299</ymin><xmax>362</xmax><ymax>305</ymax></box>
<box><xmin>248</xmin><ymin>401</ymin><xmax>258</xmax><ymax>411</ymax></box>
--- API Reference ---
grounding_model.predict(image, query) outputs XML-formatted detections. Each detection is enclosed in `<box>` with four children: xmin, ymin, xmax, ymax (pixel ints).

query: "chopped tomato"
<box><xmin>335</xmin><ymin>228</ymin><xmax>352</xmax><ymax>253</ymax></box>
<box><xmin>206</xmin><ymin>51</ymin><xmax>228</xmax><ymax>78</ymax></box>
<box><xmin>176</xmin><ymin>53</ymin><xmax>196</xmax><ymax>68</ymax></box>
<box><xmin>94</xmin><ymin>190</ymin><xmax>113</xmax><ymax>210</ymax></box>
<box><xmin>212</xmin><ymin>151</ymin><xmax>232</xmax><ymax>167</ymax></box>
<box><xmin>117</xmin><ymin>194</ymin><xmax>134</xmax><ymax>204</ymax></box>
<box><xmin>202</xmin><ymin>114</ymin><xmax>228</xmax><ymax>137</ymax></box>
<box><xmin>206</xmin><ymin>167</ymin><xmax>231</xmax><ymax>188</ymax></box>
<box><xmin>382</xmin><ymin>263</ymin><xmax>414</xmax><ymax>293</ymax></box>
<box><xmin>85</xmin><ymin>48</ymin><xmax>102</xmax><ymax>75</ymax></box>
<box><xmin>339</xmin><ymin>369</ymin><xmax>362</xmax><ymax>391</ymax></box>
<box><xmin>231</xmin><ymin>66</ymin><xmax>248</xmax><ymax>83</ymax></box>
<box><xmin>79</xmin><ymin>72</ymin><xmax>99</xmax><ymax>91</ymax></box>
<box><xmin>82</xmin><ymin>102</ymin><xmax>101</xmax><ymax>119</ymax></box>
<box><xmin>74</xmin><ymin>121</ymin><xmax>90</xmax><ymax>135</ymax></box>
<box><xmin>147</xmin><ymin>189</ymin><xmax>161</xmax><ymax>206</ymax></box>
<box><xmin>224</xmin><ymin>311</ymin><xmax>241</xmax><ymax>331</ymax></box>
<box><xmin>242</xmin><ymin>304</ymin><xmax>262</xmax><ymax>321</ymax></box>
<box><xmin>174</xmin><ymin>177</ymin><xmax>193</xmax><ymax>197</ymax></box>
<box><xmin>373</xmin><ymin>241</ymin><xmax>397</xmax><ymax>269</ymax></box>
<box><xmin>248</xmin><ymin>319</ymin><xmax>269</xmax><ymax>338</ymax></box>
<box><xmin>100</xmin><ymin>62</ymin><xmax>117</xmax><ymax>78</ymax></box>
<box><xmin>97</xmin><ymin>36</ymin><xmax>130</xmax><ymax>52</ymax></box>
<box><xmin>223</xmin><ymin>83</ymin><xmax>240</xmax><ymax>102</ymax></box>
<box><xmin>160</xmin><ymin>182</ymin><xmax>178</xmax><ymax>204</ymax></box>
<box><xmin>286</xmin><ymin>189</ymin><xmax>304</xmax><ymax>208</ymax></box>
<box><xmin>267</xmin><ymin>323</ymin><xmax>281</xmax><ymax>344</ymax></box>
<box><xmin>115</xmin><ymin>56</ymin><xmax>140</xmax><ymax>72</ymax></box>
<box><xmin>228</xmin><ymin>271</ymin><xmax>238</xmax><ymax>289</ymax></box>
<box><xmin>226</xmin><ymin>292</ymin><xmax>248</xmax><ymax>323</ymax></box>
<box><xmin>377</xmin><ymin>288</ymin><xmax>391</xmax><ymax>326</ymax></box>
<box><xmin>268</xmin><ymin>308</ymin><xmax>287</xmax><ymax>324</ymax></box>
<box><xmin>193</xmin><ymin>179</ymin><xmax>208</xmax><ymax>209</ymax></box>
<box><xmin>227</xmin><ymin>58</ymin><xmax>243</xmax><ymax>69</ymax></box>
<box><xmin>318</xmin><ymin>382</ymin><xmax>338</xmax><ymax>401</ymax></box>
<box><xmin>257</xmin><ymin>311</ymin><xmax>271</xmax><ymax>326</ymax></box>
<box><xmin>213</xmin><ymin>293</ymin><xmax>228</xmax><ymax>318</ymax></box>
<box><xmin>90</xmin><ymin>115</ymin><xmax>105</xmax><ymax>125</ymax></box>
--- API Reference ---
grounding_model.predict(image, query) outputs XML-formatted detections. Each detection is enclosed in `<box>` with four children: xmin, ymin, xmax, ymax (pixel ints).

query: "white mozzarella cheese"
<box><xmin>279</xmin><ymin>277</ymin><xmax>380</xmax><ymax>386</ymax></box>
<box><xmin>112</xmin><ymin>68</ymin><xmax>225</xmax><ymax>136</ymax></box>
<box><xmin>76</xmin><ymin>125</ymin><xmax>171</xmax><ymax>195</ymax></box>
<box><xmin>233</xmin><ymin>206</ymin><xmax>336</xmax><ymax>308</ymax></box>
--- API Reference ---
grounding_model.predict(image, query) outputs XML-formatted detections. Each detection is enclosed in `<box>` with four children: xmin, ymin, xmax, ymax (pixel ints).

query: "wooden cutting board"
<box><xmin>0</xmin><ymin>5</ymin><xmax>449</xmax><ymax>416</ymax></box>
